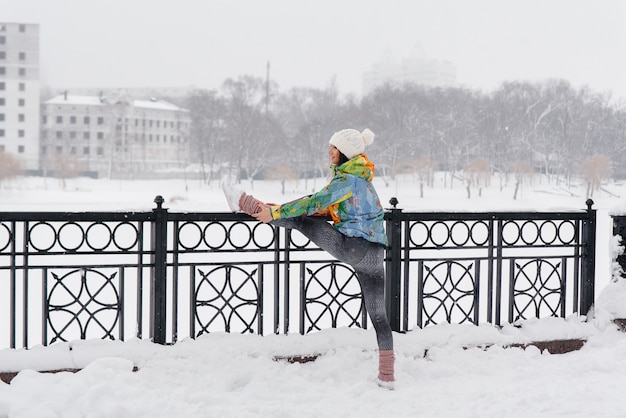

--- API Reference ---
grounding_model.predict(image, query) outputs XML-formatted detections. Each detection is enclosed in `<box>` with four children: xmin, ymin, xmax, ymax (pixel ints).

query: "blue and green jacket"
<box><xmin>270</xmin><ymin>154</ymin><xmax>387</xmax><ymax>246</ymax></box>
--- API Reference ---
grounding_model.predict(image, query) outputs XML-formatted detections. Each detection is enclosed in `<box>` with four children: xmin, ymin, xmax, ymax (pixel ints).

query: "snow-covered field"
<box><xmin>2</xmin><ymin>173</ymin><xmax>626</xmax><ymax>417</ymax></box>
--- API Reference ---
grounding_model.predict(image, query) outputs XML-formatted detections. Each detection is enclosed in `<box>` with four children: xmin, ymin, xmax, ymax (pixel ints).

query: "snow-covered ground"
<box><xmin>2</xmin><ymin>173</ymin><xmax>626</xmax><ymax>417</ymax></box>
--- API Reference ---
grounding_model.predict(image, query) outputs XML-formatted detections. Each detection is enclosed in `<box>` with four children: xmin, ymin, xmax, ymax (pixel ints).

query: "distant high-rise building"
<box><xmin>41</xmin><ymin>91</ymin><xmax>190</xmax><ymax>178</ymax></box>
<box><xmin>362</xmin><ymin>43</ymin><xmax>457</xmax><ymax>95</ymax></box>
<box><xmin>0</xmin><ymin>22</ymin><xmax>40</xmax><ymax>172</ymax></box>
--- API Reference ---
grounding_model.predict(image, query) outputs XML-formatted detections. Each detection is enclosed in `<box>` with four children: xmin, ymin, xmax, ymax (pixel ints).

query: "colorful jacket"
<box><xmin>270</xmin><ymin>154</ymin><xmax>387</xmax><ymax>246</ymax></box>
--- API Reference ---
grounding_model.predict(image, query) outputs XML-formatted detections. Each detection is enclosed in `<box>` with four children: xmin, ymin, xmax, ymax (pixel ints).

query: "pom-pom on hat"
<box><xmin>328</xmin><ymin>128</ymin><xmax>375</xmax><ymax>159</ymax></box>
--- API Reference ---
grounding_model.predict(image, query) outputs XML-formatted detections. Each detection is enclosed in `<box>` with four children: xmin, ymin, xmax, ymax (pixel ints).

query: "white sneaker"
<box><xmin>376</xmin><ymin>378</ymin><xmax>395</xmax><ymax>390</ymax></box>
<box><xmin>221</xmin><ymin>178</ymin><xmax>244</xmax><ymax>212</ymax></box>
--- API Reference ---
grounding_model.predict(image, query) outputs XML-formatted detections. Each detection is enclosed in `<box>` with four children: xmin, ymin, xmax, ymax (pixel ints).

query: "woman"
<box><xmin>223</xmin><ymin>128</ymin><xmax>395</xmax><ymax>388</ymax></box>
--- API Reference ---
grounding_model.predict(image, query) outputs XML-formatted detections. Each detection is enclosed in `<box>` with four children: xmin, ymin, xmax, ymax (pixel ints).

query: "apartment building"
<box><xmin>0</xmin><ymin>22</ymin><xmax>40</xmax><ymax>172</ymax></box>
<box><xmin>41</xmin><ymin>91</ymin><xmax>190</xmax><ymax>178</ymax></box>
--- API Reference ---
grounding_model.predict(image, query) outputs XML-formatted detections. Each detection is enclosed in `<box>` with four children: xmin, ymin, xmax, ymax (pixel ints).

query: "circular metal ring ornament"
<box><xmin>112</xmin><ymin>222</ymin><xmax>139</xmax><ymax>251</ymax></box>
<box><xmin>227</xmin><ymin>221</ymin><xmax>253</xmax><ymax>249</ymax></box>
<box><xmin>178</xmin><ymin>221</ymin><xmax>204</xmax><ymax>250</ymax></box>
<box><xmin>449</xmin><ymin>221</ymin><xmax>471</xmax><ymax>247</ymax></box>
<box><xmin>0</xmin><ymin>223</ymin><xmax>11</xmax><ymax>252</ymax></box>
<box><xmin>429</xmin><ymin>221</ymin><xmax>451</xmax><ymax>247</ymax></box>
<box><xmin>520</xmin><ymin>221</ymin><xmax>540</xmax><ymax>245</ymax></box>
<box><xmin>408</xmin><ymin>221</ymin><xmax>429</xmax><ymax>247</ymax></box>
<box><xmin>501</xmin><ymin>220</ymin><xmax>521</xmax><ymax>245</ymax></box>
<box><xmin>57</xmin><ymin>222</ymin><xmax>86</xmax><ymax>252</ymax></box>
<box><xmin>469</xmin><ymin>221</ymin><xmax>490</xmax><ymax>246</ymax></box>
<box><xmin>203</xmin><ymin>222</ymin><xmax>228</xmax><ymax>250</ymax></box>
<box><xmin>85</xmin><ymin>222</ymin><xmax>113</xmax><ymax>251</ymax></box>
<box><xmin>29</xmin><ymin>222</ymin><xmax>57</xmax><ymax>252</ymax></box>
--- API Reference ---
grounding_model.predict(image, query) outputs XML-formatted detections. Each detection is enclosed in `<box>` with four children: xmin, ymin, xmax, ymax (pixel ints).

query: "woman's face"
<box><xmin>328</xmin><ymin>145</ymin><xmax>341</xmax><ymax>166</ymax></box>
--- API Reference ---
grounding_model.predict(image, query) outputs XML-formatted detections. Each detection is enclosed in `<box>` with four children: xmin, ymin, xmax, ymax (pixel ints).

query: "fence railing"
<box><xmin>0</xmin><ymin>196</ymin><xmax>596</xmax><ymax>349</ymax></box>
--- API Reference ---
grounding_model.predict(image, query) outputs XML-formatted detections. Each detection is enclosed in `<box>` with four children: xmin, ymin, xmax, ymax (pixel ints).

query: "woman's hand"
<box><xmin>252</xmin><ymin>204</ymin><xmax>273</xmax><ymax>223</ymax></box>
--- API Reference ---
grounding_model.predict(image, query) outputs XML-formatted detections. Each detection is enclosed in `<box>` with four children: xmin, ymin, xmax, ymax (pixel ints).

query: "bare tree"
<box><xmin>463</xmin><ymin>158</ymin><xmax>491</xmax><ymax>198</ymax></box>
<box><xmin>185</xmin><ymin>89</ymin><xmax>227</xmax><ymax>183</ymax></box>
<box><xmin>0</xmin><ymin>151</ymin><xmax>23</xmax><ymax>187</ymax></box>
<box><xmin>49</xmin><ymin>154</ymin><xmax>84</xmax><ymax>190</ymax></box>
<box><xmin>510</xmin><ymin>160</ymin><xmax>534</xmax><ymax>200</ymax></box>
<box><xmin>580</xmin><ymin>154</ymin><xmax>611</xmax><ymax>197</ymax></box>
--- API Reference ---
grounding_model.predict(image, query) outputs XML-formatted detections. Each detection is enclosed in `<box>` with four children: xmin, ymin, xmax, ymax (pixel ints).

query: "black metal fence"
<box><xmin>0</xmin><ymin>196</ymin><xmax>596</xmax><ymax>349</ymax></box>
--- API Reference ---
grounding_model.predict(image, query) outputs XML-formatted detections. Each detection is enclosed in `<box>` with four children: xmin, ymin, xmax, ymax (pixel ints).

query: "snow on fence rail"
<box><xmin>0</xmin><ymin>196</ymin><xmax>596</xmax><ymax>349</ymax></box>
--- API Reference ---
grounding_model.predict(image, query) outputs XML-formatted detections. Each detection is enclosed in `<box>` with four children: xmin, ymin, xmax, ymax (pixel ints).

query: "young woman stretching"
<box><xmin>223</xmin><ymin>128</ymin><xmax>395</xmax><ymax>388</ymax></box>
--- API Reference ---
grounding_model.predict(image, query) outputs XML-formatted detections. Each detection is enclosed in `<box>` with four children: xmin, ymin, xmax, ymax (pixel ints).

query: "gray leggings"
<box><xmin>271</xmin><ymin>216</ymin><xmax>394</xmax><ymax>351</ymax></box>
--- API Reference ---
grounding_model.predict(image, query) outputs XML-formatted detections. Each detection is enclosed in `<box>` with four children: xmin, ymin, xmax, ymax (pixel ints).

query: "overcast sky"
<box><xmin>3</xmin><ymin>0</ymin><xmax>626</xmax><ymax>99</ymax></box>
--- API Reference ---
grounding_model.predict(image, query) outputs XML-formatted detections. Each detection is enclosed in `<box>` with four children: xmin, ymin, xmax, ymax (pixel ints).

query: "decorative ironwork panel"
<box><xmin>417</xmin><ymin>260</ymin><xmax>479</xmax><ymax>327</ymax></box>
<box><xmin>193</xmin><ymin>264</ymin><xmax>262</xmax><ymax>335</ymax></box>
<box><xmin>299</xmin><ymin>262</ymin><xmax>366</xmax><ymax>334</ymax></box>
<box><xmin>509</xmin><ymin>258</ymin><xmax>565</xmax><ymax>322</ymax></box>
<box><xmin>46</xmin><ymin>268</ymin><xmax>122</xmax><ymax>343</ymax></box>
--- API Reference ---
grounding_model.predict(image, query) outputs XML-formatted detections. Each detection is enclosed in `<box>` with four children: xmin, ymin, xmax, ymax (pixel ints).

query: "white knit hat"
<box><xmin>328</xmin><ymin>128</ymin><xmax>375</xmax><ymax>159</ymax></box>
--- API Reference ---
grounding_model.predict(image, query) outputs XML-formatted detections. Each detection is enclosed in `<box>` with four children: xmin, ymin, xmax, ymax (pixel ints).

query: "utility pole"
<box><xmin>265</xmin><ymin>60</ymin><xmax>270</xmax><ymax>116</ymax></box>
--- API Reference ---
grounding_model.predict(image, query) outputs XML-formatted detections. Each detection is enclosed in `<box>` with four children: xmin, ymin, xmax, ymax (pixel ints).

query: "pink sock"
<box><xmin>239</xmin><ymin>192</ymin><xmax>263</xmax><ymax>215</ymax></box>
<box><xmin>378</xmin><ymin>350</ymin><xmax>395</xmax><ymax>382</ymax></box>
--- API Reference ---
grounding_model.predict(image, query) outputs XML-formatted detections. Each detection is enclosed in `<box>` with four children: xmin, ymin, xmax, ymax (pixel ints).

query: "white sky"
<box><xmin>3</xmin><ymin>0</ymin><xmax>626</xmax><ymax>99</ymax></box>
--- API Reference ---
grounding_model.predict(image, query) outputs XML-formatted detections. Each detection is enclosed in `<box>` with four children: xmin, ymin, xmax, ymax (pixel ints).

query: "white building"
<box><xmin>362</xmin><ymin>44</ymin><xmax>457</xmax><ymax>95</ymax></box>
<box><xmin>0</xmin><ymin>22</ymin><xmax>40</xmax><ymax>172</ymax></box>
<box><xmin>41</xmin><ymin>91</ymin><xmax>190</xmax><ymax>178</ymax></box>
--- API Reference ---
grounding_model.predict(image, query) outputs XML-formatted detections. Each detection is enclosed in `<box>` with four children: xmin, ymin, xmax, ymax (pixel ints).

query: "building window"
<box><xmin>18</xmin><ymin>99</ymin><xmax>25</xmax><ymax>106</ymax></box>
<box><xmin>19</xmin><ymin>52</ymin><xmax>25</xmax><ymax>60</ymax></box>
<box><xmin>18</xmin><ymin>68</ymin><xmax>25</xmax><ymax>76</ymax></box>
<box><xmin>97</xmin><ymin>132</ymin><xmax>104</xmax><ymax>140</ymax></box>
<box><xmin>0</xmin><ymin>36</ymin><xmax>5</xmax><ymax>44</ymax></box>
<box><xmin>0</xmin><ymin>145</ymin><xmax>4</xmax><ymax>152</ymax></box>
<box><xmin>0</xmin><ymin>51</ymin><xmax>5</xmax><ymax>59</ymax></box>
<box><xmin>18</xmin><ymin>130</ymin><xmax>24</xmax><ymax>138</ymax></box>
<box><xmin>56</xmin><ymin>131</ymin><xmax>62</xmax><ymax>139</ymax></box>
<box><xmin>41</xmin><ymin>131</ymin><xmax>47</xmax><ymax>139</ymax></box>
<box><xmin>84</xmin><ymin>116</ymin><xmax>90</xmax><ymax>124</ymax></box>
<box><xmin>97</xmin><ymin>117</ymin><xmax>104</xmax><ymax>125</ymax></box>
<box><xmin>84</xmin><ymin>132</ymin><xmax>90</xmax><ymax>140</ymax></box>
<box><xmin>18</xmin><ymin>146</ymin><xmax>24</xmax><ymax>153</ymax></box>
<box><xmin>70</xmin><ymin>131</ymin><xmax>76</xmax><ymax>139</ymax></box>
<box><xmin>70</xmin><ymin>116</ymin><xmax>76</xmax><ymax>124</ymax></box>
<box><xmin>19</xmin><ymin>25</ymin><xmax>26</xmax><ymax>32</ymax></box>
<box><xmin>0</xmin><ymin>98</ymin><xmax>4</xmax><ymax>106</ymax></box>
<box><xmin>97</xmin><ymin>147</ymin><xmax>104</xmax><ymax>155</ymax></box>
<box><xmin>42</xmin><ymin>115</ymin><xmax>47</xmax><ymax>124</ymax></box>
<box><xmin>0</xmin><ymin>67</ymin><xmax>5</xmax><ymax>75</ymax></box>
<box><xmin>0</xmin><ymin>82</ymin><xmax>4</xmax><ymax>90</ymax></box>
<box><xmin>56</xmin><ymin>116</ymin><xmax>63</xmax><ymax>123</ymax></box>
<box><xmin>19</xmin><ymin>83</ymin><xmax>25</xmax><ymax>91</ymax></box>
<box><xmin>56</xmin><ymin>146</ymin><xmax>62</xmax><ymax>153</ymax></box>
<box><xmin>18</xmin><ymin>114</ymin><xmax>24</xmax><ymax>122</ymax></box>
<box><xmin>70</xmin><ymin>147</ymin><xmax>76</xmax><ymax>155</ymax></box>
<box><xmin>0</xmin><ymin>129</ymin><xmax>4</xmax><ymax>137</ymax></box>
<box><xmin>83</xmin><ymin>147</ymin><xmax>90</xmax><ymax>155</ymax></box>
<box><xmin>0</xmin><ymin>114</ymin><xmax>4</xmax><ymax>121</ymax></box>
<box><xmin>41</xmin><ymin>146</ymin><xmax>47</xmax><ymax>155</ymax></box>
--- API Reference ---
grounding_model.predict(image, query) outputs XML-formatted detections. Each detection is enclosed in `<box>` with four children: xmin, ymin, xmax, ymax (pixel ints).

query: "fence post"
<box><xmin>385</xmin><ymin>197</ymin><xmax>402</xmax><ymax>332</ymax></box>
<box><xmin>580</xmin><ymin>199</ymin><xmax>596</xmax><ymax>316</ymax></box>
<box><xmin>151</xmin><ymin>195</ymin><xmax>168</xmax><ymax>344</ymax></box>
